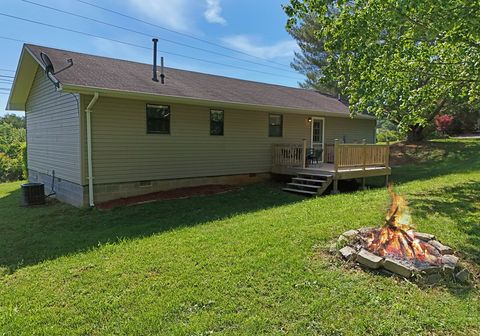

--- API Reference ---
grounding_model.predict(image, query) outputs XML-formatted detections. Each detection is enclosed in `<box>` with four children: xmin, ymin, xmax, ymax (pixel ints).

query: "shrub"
<box><xmin>434</xmin><ymin>114</ymin><xmax>455</xmax><ymax>134</ymax></box>
<box><xmin>376</xmin><ymin>129</ymin><xmax>402</xmax><ymax>143</ymax></box>
<box><xmin>0</xmin><ymin>119</ymin><xmax>26</xmax><ymax>182</ymax></box>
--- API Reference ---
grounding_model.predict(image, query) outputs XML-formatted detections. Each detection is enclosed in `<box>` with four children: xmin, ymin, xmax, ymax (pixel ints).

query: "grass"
<box><xmin>0</xmin><ymin>138</ymin><xmax>479</xmax><ymax>335</ymax></box>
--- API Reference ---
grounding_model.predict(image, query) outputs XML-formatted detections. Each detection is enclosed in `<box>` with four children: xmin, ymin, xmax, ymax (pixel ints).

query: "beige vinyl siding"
<box><xmin>84</xmin><ymin>96</ymin><xmax>375</xmax><ymax>185</ymax></box>
<box><xmin>26</xmin><ymin>68</ymin><xmax>81</xmax><ymax>183</ymax></box>
<box><xmin>86</xmin><ymin>97</ymin><xmax>310</xmax><ymax>184</ymax></box>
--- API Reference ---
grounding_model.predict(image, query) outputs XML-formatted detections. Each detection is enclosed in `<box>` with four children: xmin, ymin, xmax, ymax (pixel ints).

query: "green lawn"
<box><xmin>0</xmin><ymin>139</ymin><xmax>479</xmax><ymax>335</ymax></box>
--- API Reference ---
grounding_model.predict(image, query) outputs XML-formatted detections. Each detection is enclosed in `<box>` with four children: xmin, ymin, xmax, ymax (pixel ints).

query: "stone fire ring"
<box><xmin>336</xmin><ymin>228</ymin><xmax>471</xmax><ymax>283</ymax></box>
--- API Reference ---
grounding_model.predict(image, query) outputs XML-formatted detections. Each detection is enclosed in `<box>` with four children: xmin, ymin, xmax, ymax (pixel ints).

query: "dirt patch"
<box><xmin>389</xmin><ymin>142</ymin><xmax>423</xmax><ymax>166</ymax></box>
<box><xmin>97</xmin><ymin>184</ymin><xmax>237</xmax><ymax>210</ymax></box>
<box><xmin>388</xmin><ymin>141</ymin><xmax>457</xmax><ymax>166</ymax></box>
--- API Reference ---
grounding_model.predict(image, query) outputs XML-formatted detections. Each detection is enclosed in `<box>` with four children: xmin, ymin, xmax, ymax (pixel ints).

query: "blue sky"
<box><xmin>0</xmin><ymin>0</ymin><xmax>304</xmax><ymax>116</ymax></box>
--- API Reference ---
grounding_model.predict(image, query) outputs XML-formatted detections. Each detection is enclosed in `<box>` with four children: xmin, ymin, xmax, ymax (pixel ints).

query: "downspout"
<box><xmin>85</xmin><ymin>92</ymin><xmax>99</xmax><ymax>207</ymax></box>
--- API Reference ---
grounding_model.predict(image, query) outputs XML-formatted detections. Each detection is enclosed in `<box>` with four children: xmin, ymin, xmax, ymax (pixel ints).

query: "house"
<box><xmin>7</xmin><ymin>44</ymin><xmax>388</xmax><ymax>207</ymax></box>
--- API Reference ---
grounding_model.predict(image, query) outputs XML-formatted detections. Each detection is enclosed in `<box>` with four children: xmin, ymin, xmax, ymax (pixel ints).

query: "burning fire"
<box><xmin>366</xmin><ymin>188</ymin><xmax>442</xmax><ymax>265</ymax></box>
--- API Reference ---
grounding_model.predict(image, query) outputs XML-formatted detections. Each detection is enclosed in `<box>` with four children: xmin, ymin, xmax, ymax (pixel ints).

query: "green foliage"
<box><xmin>376</xmin><ymin>129</ymin><xmax>401</xmax><ymax>143</ymax></box>
<box><xmin>0</xmin><ymin>114</ymin><xmax>26</xmax><ymax>182</ymax></box>
<box><xmin>376</xmin><ymin>119</ymin><xmax>402</xmax><ymax>142</ymax></box>
<box><xmin>284</xmin><ymin>0</ymin><xmax>480</xmax><ymax>136</ymax></box>
<box><xmin>0</xmin><ymin>113</ymin><xmax>26</xmax><ymax>129</ymax></box>
<box><xmin>287</xmin><ymin>14</ymin><xmax>339</xmax><ymax>95</ymax></box>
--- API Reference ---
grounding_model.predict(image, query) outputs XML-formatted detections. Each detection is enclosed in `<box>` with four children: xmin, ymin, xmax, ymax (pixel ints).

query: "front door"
<box><xmin>311</xmin><ymin>117</ymin><xmax>325</xmax><ymax>162</ymax></box>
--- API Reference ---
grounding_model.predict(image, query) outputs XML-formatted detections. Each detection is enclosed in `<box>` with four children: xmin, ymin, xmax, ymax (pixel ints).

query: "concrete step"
<box><xmin>282</xmin><ymin>188</ymin><xmax>318</xmax><ymax>196</ymax></box>
<box><xmin>287</xmin><ymin>183</ymin><xmax>320</xmax><ymax>189</ymax></box>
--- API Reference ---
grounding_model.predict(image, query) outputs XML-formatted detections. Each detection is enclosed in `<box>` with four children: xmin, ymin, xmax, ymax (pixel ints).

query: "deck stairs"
<box><xmin>283</xmin><ymin>172</ymin><xmax>333</xmax><ymax>196</ymax></box>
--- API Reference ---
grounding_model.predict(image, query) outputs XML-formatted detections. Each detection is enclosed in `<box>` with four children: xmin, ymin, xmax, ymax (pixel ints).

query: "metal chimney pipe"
<box><xmin>152</xmin><ymin>38</ymin><xmax>159</xmax><ymax>82</ymax></box>
<box><xmin>160</xmin><ymin>57</ymin><xmax>165</xmax><ymax>84</ymax></box>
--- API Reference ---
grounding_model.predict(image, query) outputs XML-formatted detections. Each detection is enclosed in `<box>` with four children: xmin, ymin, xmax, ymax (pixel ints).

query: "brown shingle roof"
<box><xmin>25</xmin><ymin>44</ymin><xmax>351</xmax><ymax>115</ymax></box>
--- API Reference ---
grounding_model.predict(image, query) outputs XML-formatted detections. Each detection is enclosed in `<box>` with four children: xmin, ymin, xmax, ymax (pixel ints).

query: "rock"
<box><xmin>419</xmin><ymin>265</ymin><xmax>442</xmax><ymax>275</ymax></box>
<box><xmin>358</xmin><ymin>227</ymin><xmax>376</xmax><ymax>235</ymax></box>
<box><xmin>339</xmin><ymin>246</ymin><xmax>357</xmax><ymax>261</ymax></box>
<box><xmin>428</xmin><ymin>240</ymin><xmax>453</xmax><ymax>255</ymax></box>
<box><xmin>383</xmin><ymin>258</ymin><xmax>415</xmax><ymax>277</ymax></box>
<box><xmin>455</xmin><ymin>268</ymin><xmax>471</xmax><ymax>283</ymax></box>
<box><xmin>356</xmin><ymin>249</ymin><xmax>383</xmax><ymax>269</ymax></box>
<box><xmin>414</xmin><ymin>232</ymin><xmax>435</xmax><ymax>242</ymax></box>
<box><xmin>441</xmin><ymin>254</ymin><xmax>459</xmax><ymax>266</ymax></box>
<box><xmin>341</xmin><ymin>229</ymin><xmax>359</xmax><ymax>240</ymax></box>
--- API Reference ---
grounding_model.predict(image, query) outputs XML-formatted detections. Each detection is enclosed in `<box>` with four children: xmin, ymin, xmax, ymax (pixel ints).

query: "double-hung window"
<box><xmin>269</xmin><ymin>114</ymin><xmax>283</xmax><ymax>137</ymax></box>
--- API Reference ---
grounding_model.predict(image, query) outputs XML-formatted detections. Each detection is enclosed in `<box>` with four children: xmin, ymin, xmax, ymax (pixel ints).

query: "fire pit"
<box><xmin>337</xmin><ymin>188</ymin><xmax>471</xmax><ymax>283</ymax></box>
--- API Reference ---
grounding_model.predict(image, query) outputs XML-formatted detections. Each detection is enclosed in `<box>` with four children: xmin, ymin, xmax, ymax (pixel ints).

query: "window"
<box><xmin>269</xmin><ymin>114</ymin><xmax>283</xmax><ymax>137</ymax></box>
<box><xmin>210</xmin><ymin>109</ymin><xmax>224</xmax><ymax>136</ymax></box>
<box><xmin>146</xmin><ymin>104</ymin><xmax>170</xmax><ymax>134</ymax></box>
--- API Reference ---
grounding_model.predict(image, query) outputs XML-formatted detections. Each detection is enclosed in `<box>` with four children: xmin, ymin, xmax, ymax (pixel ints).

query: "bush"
<box><xmin>0</xmin><ymin>153</ymin><xmax>24</xmax><ymax>182</ymax></box>
<box><xmin>434</xmin><ymin>114</ymin><xmax>455</xmax><ymax>134</ymax></box>
<box><xmin>376</xmin><ymin>129</ymin><xmax>402</xmax><ymax>143</ymax></box>
<box><xmin>0</xmin><ymin>117</ymin><xmax>26</xmax><ymax>182</ymax></box>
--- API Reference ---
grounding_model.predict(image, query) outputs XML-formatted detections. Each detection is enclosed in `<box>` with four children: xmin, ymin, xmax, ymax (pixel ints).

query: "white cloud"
<box><xmin>222</xmin><ymin>35</ymin><xmax>299</xmax><ymax>59</ymax></box>
<box><xmin>204</xmin><ymin>0</ymin><xmax>226</xmax><ymax>25</ymax></box>
<box><xmin>128</xmin><ymin>0</ymin><xmax>192</xmax><ymax>32</ymax></box>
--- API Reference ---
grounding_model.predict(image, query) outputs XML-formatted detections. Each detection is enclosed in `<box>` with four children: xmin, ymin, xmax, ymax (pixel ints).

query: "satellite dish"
<box><xmin>40</xmin><ymin>52</ymin><xmax>55</xmax><ymax>74</ymax></box>
<box><xmin>39</xmin><ymin>52</ymin><xmax>74</xmax><ymax>89</ymax></box>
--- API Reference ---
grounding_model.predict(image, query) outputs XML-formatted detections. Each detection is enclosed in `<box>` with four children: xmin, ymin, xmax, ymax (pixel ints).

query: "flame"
<box><xmin>366</xmin><ymin>187</ymin><xmax>442</xmax><ymax>265</ymax></box>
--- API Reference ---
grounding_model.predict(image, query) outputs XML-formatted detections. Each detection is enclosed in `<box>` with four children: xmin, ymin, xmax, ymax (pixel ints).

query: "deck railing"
<box><xmin>333</xmin><ymin>140</ymin><xmax>390</xmax><ymax>172</ymax></box>
<box><xmin>272</xmin><ymin>142</ymin><xmax>306</xmax><ymax>168</ymax></box>
<box><xmin>272</xmin><ymin>139</ymin><xmax>390</xmax><ymax>171</ymax></box>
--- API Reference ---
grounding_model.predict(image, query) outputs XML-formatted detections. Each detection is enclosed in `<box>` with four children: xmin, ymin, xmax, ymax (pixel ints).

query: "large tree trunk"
<box><xmin>406</xmin><ymin>124</ymin><xmax>426</xmax><ymax>143</ymax></box>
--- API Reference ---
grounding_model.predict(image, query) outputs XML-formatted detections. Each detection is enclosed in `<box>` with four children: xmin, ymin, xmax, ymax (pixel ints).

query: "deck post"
<box><xmin>302</xmin><ymin>138</ymin><xmax>307</xmax><ymax>169</ymax></box>
<box><xmin>385</xmin><ymin>141</ymin><xmax>390</xmax><ymax>187</ymax></box>
<box><xmin>332</xmin><ymin>179</ymin><xmax>339</xmax><ymax>194</ymax></box>
<box><xmin>361</xmin><ymin>139</ymin><xmax>367</xmax><ymax>190</ymax></box>
<box><xmin>334</xmin><ymin>139</ymin><xmax>339</xmax><ymax>174</ymax></box>
<box><xmin>332</xmin><ymin>139</ymin><xmax>339</xmax><ymax>194</ymax></box>
<box><xmin>385</xmin><ymin>141</ymin><xmax>390</xmax><ymax>169</ymax></box>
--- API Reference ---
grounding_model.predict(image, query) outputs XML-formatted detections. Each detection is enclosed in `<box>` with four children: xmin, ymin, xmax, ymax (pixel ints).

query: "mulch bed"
<box><xmin>97</xmin><ymin>184</ymin><xmax>237</xmax><ymax>210</ymax></box>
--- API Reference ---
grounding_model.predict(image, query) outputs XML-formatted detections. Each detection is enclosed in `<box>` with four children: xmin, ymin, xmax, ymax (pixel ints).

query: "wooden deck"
<box><xmin>272</xmin><ymin>140</ymin><xmax>391</xmax><ymax>195</ymax></box>
<box><xmin>272</xmin><ymin>163</ymin><xmax>391</xmax><ymax>180</ymax></box>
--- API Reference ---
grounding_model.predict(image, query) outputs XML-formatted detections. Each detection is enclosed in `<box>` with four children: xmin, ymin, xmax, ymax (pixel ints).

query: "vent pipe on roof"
<box><xmin>152</xmin><ymin>38</ymin><xmax>159</xmax><ymax>82</ymax></box>
<box><xmin>160</xmin><ymin>57</ymin><xmax>165</xmax><ymax>84</ymax></box>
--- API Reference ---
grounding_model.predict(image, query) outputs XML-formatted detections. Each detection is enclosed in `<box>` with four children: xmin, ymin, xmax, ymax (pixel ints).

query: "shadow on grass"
<box><xmin>0</xmin><ymin>182</ymin><xmax>303</xmax><ymax>273</ymax></box>
<box><xmin>410</xmin><ymin>181</ymin><xmax>480</xmax><ymax>266</ymax></box>
<box><xmin>391</xmin><ymin>140</ymin><xmax>480</xmax><ymax>184</ymax></box>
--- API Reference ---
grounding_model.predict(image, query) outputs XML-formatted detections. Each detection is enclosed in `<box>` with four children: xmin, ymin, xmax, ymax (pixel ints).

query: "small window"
<box><xmin>210</xmin><ymin>109</ymin><xmax>224</xmax><ymax>136</ymax></box>
<box><xmin>146</xmin><ymin>104</ymin><xmax>170</xmax><ymax>134</ymax></box>
<box><xmin>269</xmin><ymin>114</ymin><xmax>283</xmax><ymax>137</ymax></box>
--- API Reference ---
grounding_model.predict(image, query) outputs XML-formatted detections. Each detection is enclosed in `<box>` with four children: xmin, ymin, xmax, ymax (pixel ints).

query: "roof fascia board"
<box><xmin>62</xmin><ymin>84</ymin><xmax>375</xmax><ymax>120</ymax></box>
<box><xmin>6</xmin><ymin>45</ymin><xmax>50</xmax><ymax>111</ymax></box>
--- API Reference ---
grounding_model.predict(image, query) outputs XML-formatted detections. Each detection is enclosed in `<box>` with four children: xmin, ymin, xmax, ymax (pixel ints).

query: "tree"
<box><xmin>434</xmin><ymin>114</ymin><xmax>454</xmax><ymax>134</ymax></box>
<box><xmin>0</xmin><ymin>113</ymin><xmax>25</xmax><ymax>129</ymax></box>
<box><xmin>287</xmin><ymin>15</ymin><xmax>339</xmax><ymax>96</ymax></box>
<box><xmin>0</xmin><ymin>114</ymin><xmax>26</xmax><ymax>181</ymax></box>
<box><xmin>284</xmin><ymin>0</ymin><xmax>480</xmax><ymax>141</ymax></box>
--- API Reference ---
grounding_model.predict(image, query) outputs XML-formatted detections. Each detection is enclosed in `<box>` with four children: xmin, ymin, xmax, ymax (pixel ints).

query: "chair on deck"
<box><xmin>306</xmin><ymin>148</ymin><xmax>323</xmax><ymax>166</ymax></box>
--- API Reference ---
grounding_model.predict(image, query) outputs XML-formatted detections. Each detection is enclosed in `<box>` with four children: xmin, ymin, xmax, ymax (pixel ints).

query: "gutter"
<box><xmin>85</xmin><ymin>92</ymin><xmax>99</xmax><ymax>207</ymax></box>
<box><xmin>62</xmin><ymin>84</ymin><xmax>376</xmax><ymax>120</ymax></box>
